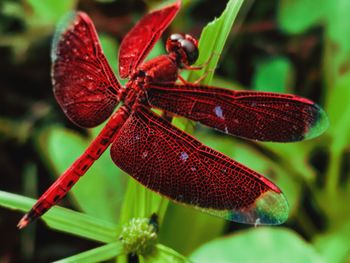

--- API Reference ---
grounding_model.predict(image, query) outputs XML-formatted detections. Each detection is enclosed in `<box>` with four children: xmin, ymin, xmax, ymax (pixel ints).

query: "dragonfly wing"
<box><xmin>52</xmin><ymin>12</ymin><xmax>121</xmax><ymax>128</ymax></box>
<box><xmin>146</xmin><ymin>83</ymin><xmax>328</xmax><ymax>142</ymax></box>
<box><xmin>110</xmin><ymin>105</ymin><xmax>288</xmax><ymax>225</ymax></box>
<box><xmin>118</xmin><ymin>0</ymin><xmax>181</xmax><ymax>78</ymax></box>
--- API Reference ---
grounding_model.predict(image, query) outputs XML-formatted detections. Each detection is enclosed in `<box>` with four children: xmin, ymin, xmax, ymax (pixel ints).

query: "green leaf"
<box><xmin>313</xmin><ymin>222</ymin><xmax>350</xmax><ymax>263</ymax></box>
<box><xmin>188</xmin><ymin>0</ymin><xmax>245</xmax><ymax>85</ymax></box>
<box><xmin>261</xmin><ymin>141</ymin><xmax>316</xmax><ymax>182</ymax></box>
<box><xmin>190</xmin><ymin>228</ymin><xmax>324</xmax><ymax>263</ymax></box>
<box><xmin>322</xmin><ymin>73</ymin><xmax>350</xmax><ymax>196</ymax></box>
<box><xmin>252</xmin><ymin>57</ymin><xmax>293</xmax><ymax>93</ymax></box>
<box><xmin>26</xmin><ymin>0</ymin><xmax>77</xmax><ymax>25</ymax></box>
<box><xmin>36</xmin><ymin>125</ymin><xmax>125</xmax><ymax>223</ymax></box>
<box><xmin>119</xmin><ymin>178</ymin><xmax>166</xmax><ymax>225</ymax></box>
<box><xmin>0</xmin><ymin>191</ymin><xmax>119</xmax><ymax>242</ymax></box>
<box><xmin>326</xmin><ymin>0</ymin><xmax>350</xmax><ymax>57</ymax></box>
<box><xmin>143</xmin><ymin>244</ymin><xmax>191</xmax><ymax>263</ymax></box>
<box><xmin>55</xmin><ymin>242</ymin><xmax>124</xmax><ymax>263</ymax></box>
<box><xmin>323</xmin><ymin>0</ymin><xmax>350</xmax><ymax>86</ymax></box>
<box><xmin>277</xmin><ymin>0</ymin><xmax>350</xmax><ymax>86</ymax></box>
<box><xmin>100</xmin><ymin>34</ymin><xmax>119</xmax><ymax>76</ymax></box>
<box><xmin>325</xmin><ymin>72</ymin><xmax>350</xmax><ymax>149</ymax></box>
<box><xmin>160</xmin><ymin>204</ymin><xmax>225</xmax><ymax>256</ymax></box>
<box><xmin>277</xmin><ymin>0</ymin><xmax>327</xmax><ymax>34</ymax></box>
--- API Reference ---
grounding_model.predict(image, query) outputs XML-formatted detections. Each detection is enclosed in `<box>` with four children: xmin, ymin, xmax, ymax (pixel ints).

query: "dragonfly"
<box><xmin>18</xmin><ymin>0</ymin><xmax>328</xmax><ymax>228</ymax></box>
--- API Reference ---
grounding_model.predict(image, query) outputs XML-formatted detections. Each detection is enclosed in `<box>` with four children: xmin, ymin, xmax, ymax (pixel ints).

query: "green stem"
<box><xmin>325</xmin><ymin>144</ymin><xmax>342</xmax><ymax>197</ymax></box>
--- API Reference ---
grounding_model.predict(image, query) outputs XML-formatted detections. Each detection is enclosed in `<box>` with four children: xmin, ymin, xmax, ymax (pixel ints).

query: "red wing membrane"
<box><xmin>52</xmin><ymin>12</ymin><xmax>121</xmax><ymax>128</ymax></box>
<box><xmin>118</xmin><ymin>0</ymin><xmax>181</xmax><ymax>78</ymax></box>
<box><xmin>146</xmin><ymin>83</ymin><xmax>328</xmax><ymax>142</ymax></box>
<box><xmin>111</xmin><ymin>106</ymin><xmax>288</xmax><ymax>225</ymax></box>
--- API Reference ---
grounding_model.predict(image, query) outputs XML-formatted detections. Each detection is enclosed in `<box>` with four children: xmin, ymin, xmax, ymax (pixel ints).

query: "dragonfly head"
<box><xmin>166</xmin><ymin>33</ymin><xmax>199</xmax><ymax>67</ymax></box>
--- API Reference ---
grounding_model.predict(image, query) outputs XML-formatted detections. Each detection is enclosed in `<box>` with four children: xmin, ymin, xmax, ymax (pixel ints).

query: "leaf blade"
<box><xmin>0</xmin><ymin>191</ymin><xmax>119</xmax><ymax>243</ymax></box>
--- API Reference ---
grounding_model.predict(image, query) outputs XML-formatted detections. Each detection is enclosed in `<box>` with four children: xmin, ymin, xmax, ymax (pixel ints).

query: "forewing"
<box><xmin>118</xmin><ymin>0</ymin><xmax>181</xmax><ymax>78</ymax></box>
<box><xmin>146</xmin><ymin>83</ymin><xmax>328</xmax><ymax>142</ymax></box>
<box><xmin>52</xmin><ymin>12</ymin><xmax>121</xmax><ymax>128</ymax></box>
<box><xmin>111</xmin><ymin>106</ymin><xmax>288</xmax><ymax>225</ymax></box>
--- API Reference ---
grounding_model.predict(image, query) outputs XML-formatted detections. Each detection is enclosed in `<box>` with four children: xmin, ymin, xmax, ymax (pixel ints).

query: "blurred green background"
<box><xmin>0</xmin><ymin>0</ymin><xmax>349</xmax><ymax>262</ymax></box>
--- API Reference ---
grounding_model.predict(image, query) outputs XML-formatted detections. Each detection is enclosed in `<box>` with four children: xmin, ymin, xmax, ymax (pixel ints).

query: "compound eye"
<box><xmin>166</xmin><ymin>33</ymin><xmax>185</xmax><ymax>53</ymax></box>
<box><xmin>170</xmin><ymin>33</ymin><xmax>184</xmax><ymax>42</ymax></box>
<box><xmin>180</xmin><ymin>39</ymin><xmax>199</xmax><ymax>65</ymax></box>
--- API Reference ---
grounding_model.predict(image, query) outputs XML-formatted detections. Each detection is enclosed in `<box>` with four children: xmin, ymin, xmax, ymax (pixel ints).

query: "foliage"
<box><xmin>0</xmin><ymin>0</ymin><xmax>349</xmax><ymax>262</ymax></box>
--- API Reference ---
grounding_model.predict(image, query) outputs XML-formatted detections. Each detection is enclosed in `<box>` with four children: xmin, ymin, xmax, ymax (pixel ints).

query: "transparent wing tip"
<box><xmin>304</xmin><ymin>103</ymin><xmax>329</xmax><ymax>140</ymax></box>
<box><xmin>51</xmin><ymin>11</ymin><xmax>80</xmax><ymax>62</ymax></box>
<box><xmin>226</xmin><ymin>190</ymin><xmax>289</xmax><ymax>225</ymax></box>
<box><xmin>193</xmin><ymin>189</ymin><xmax>289</xmax><ymax>225</ymax></box>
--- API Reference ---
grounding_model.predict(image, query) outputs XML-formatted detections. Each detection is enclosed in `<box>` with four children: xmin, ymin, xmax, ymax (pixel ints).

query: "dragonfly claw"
<box><xmin>17</xmin><ymin>214</ymin><xmax>30</xmax><ymax>229</ymax></box>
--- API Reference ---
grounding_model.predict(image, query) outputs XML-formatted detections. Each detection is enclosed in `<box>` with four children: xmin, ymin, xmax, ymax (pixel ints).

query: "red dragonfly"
<box><xmin>18</xmin><ymin>0</ymin><xmax>327</xmax><ymax>228</ymax></box>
